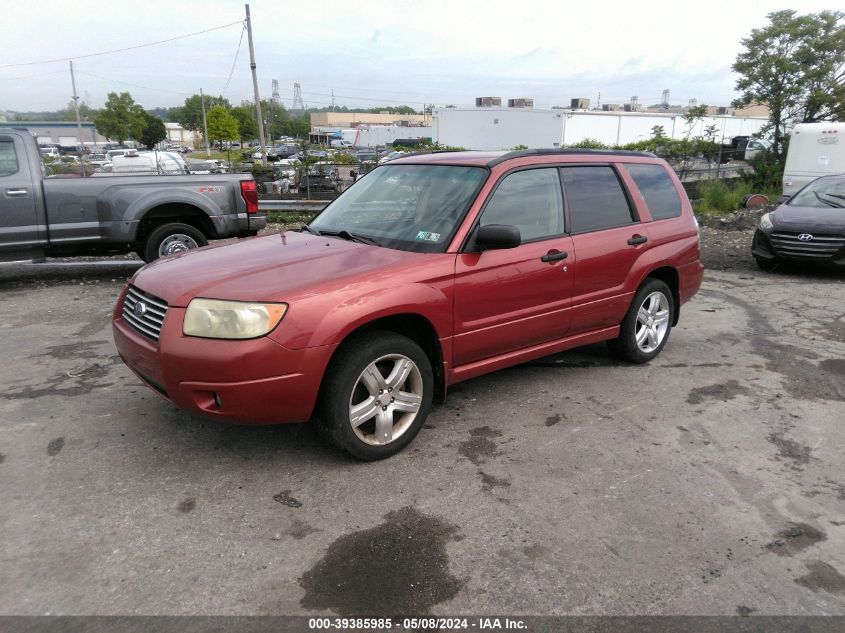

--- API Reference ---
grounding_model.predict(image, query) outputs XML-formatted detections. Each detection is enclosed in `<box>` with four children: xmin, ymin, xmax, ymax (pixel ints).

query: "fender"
<box><xmin>271</xmin><ymin>281</ymin><xmax>453</xmax><ymax>351</ymax></box>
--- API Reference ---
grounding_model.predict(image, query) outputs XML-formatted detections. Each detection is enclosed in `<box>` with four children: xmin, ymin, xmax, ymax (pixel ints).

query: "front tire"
<box><xmin>141</xmin><ymin>222</ymin><xmax>207</xmax><ymax>263</ymax></box>
<box><xmin>317</xmin><ymin>331</ymin><xmax>433</xmax><ymax>460</ymax></box>
<box><xmin>609</xmin><ymin>279</ymin><xmax>674</xmax><ymax>364</ymax></box>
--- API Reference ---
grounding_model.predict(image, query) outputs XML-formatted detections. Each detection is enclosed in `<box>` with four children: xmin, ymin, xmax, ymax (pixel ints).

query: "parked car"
<box><xmin>84</xmin><ymin>153</ymin><xmax>112</xmax><ymax>168</ymax></box>
<box><xmin>752</xmin><ymin>174</ymin><xmax>845</xmax><ymax>270</ymax></box>
<box><xmin>379</xmin><ymin>151</ymin><xmax>409</xmax><ymax>164</ymax></box>
<box><xmin>109</xmin><ymin>150</ymin><xmax>188</xmax><ymax>175</ymax></box>
<box><xmin>39</xmin><ymin>145</ymin><xmax>61</xmax><ymax>158</ymax></box>
<box><xmin>113</xmin><ymin>149</ymin><xmax>703</xmax><ymax>459</ymax></box>
<box><xmin>296</xmin><ymin>161</ymin><xmax>342</xmax><ymax>193</ymax></box>
<box><xmin>0</xmin><ymin>127</ymin><xmax>266</xmax><ymax>263</ymax></box>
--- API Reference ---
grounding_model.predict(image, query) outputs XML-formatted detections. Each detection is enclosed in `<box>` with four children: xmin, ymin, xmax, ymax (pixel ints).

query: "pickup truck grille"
<box><xmin>122</xmin><ymin>286</ymin><xmax>168</xmax><ymax>341</ymax></box>
<box><xmin>769</xmin><ymin>231</ymin><xmax>845</xmax><ymax>260</ymax></box>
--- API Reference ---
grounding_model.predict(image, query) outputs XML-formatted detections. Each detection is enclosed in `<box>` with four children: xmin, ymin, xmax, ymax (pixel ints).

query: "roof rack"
<box><xmin>488</xmin><ymin>148</ymin><xmax>656</xmax><ymax>166</ymax></box>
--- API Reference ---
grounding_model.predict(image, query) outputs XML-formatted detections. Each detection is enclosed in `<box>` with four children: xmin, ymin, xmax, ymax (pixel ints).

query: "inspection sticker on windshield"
<box><xmin>415</xmin><ymin>231</ymin><xmax>441</xmax><ymax>242</ymax></box>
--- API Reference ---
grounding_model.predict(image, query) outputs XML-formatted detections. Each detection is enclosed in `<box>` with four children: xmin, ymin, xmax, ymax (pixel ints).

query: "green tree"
<box><xmin>230</xmin><ymin>105</ymin><xmax>258</xmax><ymax>142</ymax></box>
<box><xmin>93</xmin><ymin>92</ymin><xmax>145</xmax><ymax>144</ymax></box>
<box><xmin>62</xmin><ymin>99</ymin><xmax>97</xmax><ymax>122</ymax></box>
<box><xmin>205</xmin><ymin>105</ymin><xmax>239</xmax><ymax>146</ymax></box>
<box><xmin>137</xmin><ymin>112</ymin><xmax>167</xmax><ymax>150</ymax></box>
<box><xmin>732</xmin><ymin>10</ymin><xmax>845</xmax><ymax>159</ymax></box>
<box><xmin>176</xmin><ymin>94</ymin><xmax>231</xmax><ymax>132</ymax></box>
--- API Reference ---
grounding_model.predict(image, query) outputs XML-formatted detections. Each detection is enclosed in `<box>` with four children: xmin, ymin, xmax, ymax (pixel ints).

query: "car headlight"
<box><xmin>759</xmin><ymin>213</ymin><xmax>773</xmax><ymax>231</ymax></box>
<box><xmin>183</xmin><ymin>298</ymin><xmax>287</xmax><ymax>339</ymax></box>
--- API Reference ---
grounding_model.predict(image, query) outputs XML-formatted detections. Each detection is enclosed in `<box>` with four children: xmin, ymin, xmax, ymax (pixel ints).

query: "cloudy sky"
<box><xmin>0</xmin><ymin>0</ymin><xmax>834</xmax><ymax>113</ymax></box>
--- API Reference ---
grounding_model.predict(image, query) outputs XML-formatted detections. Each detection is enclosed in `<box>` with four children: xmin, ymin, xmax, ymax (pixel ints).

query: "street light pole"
<box><xmin>245</xmin><ymin>4</ymin><xmax>267</xmax><ymax>166</ymax></box>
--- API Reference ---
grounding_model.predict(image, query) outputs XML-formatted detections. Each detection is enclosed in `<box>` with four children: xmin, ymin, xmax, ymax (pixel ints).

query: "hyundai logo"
<box><xmin>798</xmin><ymin>234</ymin><xmax>814</xmax><ymax>241</ymax></box>
<box><xmin>818</xmin><ymin>137</ymin><xmax>839</xmax><ymax>145</ymax></box>
<box><xmin>133</xmin><ymin>301</ymin><xmax>147</xmax><ymax>318</ymax></box>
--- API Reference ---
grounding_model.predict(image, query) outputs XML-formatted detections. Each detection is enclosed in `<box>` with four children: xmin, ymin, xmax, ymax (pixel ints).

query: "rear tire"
<box><xmin>610</xmin><ymin>279</ymin><xmax>674</xmax><ymax>364</ymax></box>
<box><xmin>141</xmin><ymin>222</ymin><xmax>207</xmax><ymax>263</ymax></box>
<box><xmin>317</xmin><ymin>331</ymin><xmax>433</xmax><ymax>460</ymax></box>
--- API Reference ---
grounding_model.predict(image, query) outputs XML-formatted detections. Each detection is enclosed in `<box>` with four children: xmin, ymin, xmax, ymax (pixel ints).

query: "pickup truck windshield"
<box><xmin>310</xmin><ymin>164</ymin><xmax>487</xmax><ymax>253</ymax></box>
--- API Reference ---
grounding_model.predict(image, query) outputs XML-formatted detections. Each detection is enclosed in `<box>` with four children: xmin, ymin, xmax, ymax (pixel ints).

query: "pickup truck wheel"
<box><xmin>141</xmin><ymin>223</ymin><xmax>207</xmax><ymax>262</ymax></box>
<box><xmin>609</xmin><ymin>279</ymin><xmax>674</xmax><ymax>364</ymax></box>
<box><xmin>317</xmin><ymin>331</ymin><xmax>433</xmax><ymax>461</ymax></box>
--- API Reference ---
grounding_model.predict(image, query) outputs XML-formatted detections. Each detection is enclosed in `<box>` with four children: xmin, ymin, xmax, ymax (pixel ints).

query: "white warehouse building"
<box><xmin>432</xmin><ymin>108</ymin><xmax>768</xmax><ymax>150</ymax></box>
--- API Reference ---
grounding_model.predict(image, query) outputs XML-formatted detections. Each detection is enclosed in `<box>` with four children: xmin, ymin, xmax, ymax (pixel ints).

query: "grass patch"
<box><xmin>266</xmin><ymin>211</ymin><xmax>318</xmax><ymax>227</ymax></box>
<box><xmin>694</xmin><ymin>180</ymin><xmax>781</xmax><ymax>215</ymax></box>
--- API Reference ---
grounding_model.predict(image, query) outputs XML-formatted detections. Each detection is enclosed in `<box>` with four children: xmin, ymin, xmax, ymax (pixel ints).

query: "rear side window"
<box><xmin>480</xmin><ymin>168</ymin><xmax>564</xmax><ymax>241</ymax></box>
<box><xmin>0</xmin><ymin>139</ymin><xmax>20</xmax><ymax>177</ymax></box>
<box><xmin>561</xmin><ymin>166</ymin><xmax>633</xmax><ymax>233</ymax></box>
<box><xmin>626</xmin><ymin>163</ymin><xmax>682</xmax><ymax>220</ymax></box>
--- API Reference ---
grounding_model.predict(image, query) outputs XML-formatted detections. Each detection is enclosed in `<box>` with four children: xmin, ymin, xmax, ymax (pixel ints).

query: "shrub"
<box><xmin>694</xmin><ymin>180</ymin><xmax>751</xmax><ymax>214</ymax></box>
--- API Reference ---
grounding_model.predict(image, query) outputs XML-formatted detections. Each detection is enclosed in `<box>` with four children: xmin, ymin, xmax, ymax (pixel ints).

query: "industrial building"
<box><xmin>432</xmin><ymin>100</ymin><xmax>768</xmax><ymax>150</ymax></box>
<box><xmin>0</xmin><ymin>121</ymin><xmax>106</xmax><ymax>146</ymax></box>
<box><xmin>310</xmin><ymin>112</ymin><xmax>429</xmax><ymax>128</ymax></box>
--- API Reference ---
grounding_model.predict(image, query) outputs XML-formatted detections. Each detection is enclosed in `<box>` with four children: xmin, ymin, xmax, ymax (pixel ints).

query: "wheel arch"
<box><xmin>321</xmin><ymin>313</ymin><xmax>447</xmax><ymax>403</ymax></box>
<box><xmin>136</xmin><ymin>204</ymin><xmax>217</xmax><ymax>246</ymax></box>
<box><xmin>642</xmin><ymin>265</ymin><xmax>680</xmax><ymax>325</ymax></box>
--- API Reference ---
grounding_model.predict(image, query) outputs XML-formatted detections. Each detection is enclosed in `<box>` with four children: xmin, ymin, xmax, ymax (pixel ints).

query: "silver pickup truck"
<box><xmin>0</xmin><ymin>128</ymin><xmax>266</xmax><ymax>263</ymax></box>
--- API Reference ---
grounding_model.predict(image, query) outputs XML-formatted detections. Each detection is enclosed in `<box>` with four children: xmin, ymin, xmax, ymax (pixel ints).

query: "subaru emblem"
<box><xmin>133</xmin><ymin>301</ymin><xmax>147</xmax><ymax>317</ymax></box>
<box><xmin>798</xmin><ymin>234</ymin><xmax>814</xmax><ymax>241</ymax></box>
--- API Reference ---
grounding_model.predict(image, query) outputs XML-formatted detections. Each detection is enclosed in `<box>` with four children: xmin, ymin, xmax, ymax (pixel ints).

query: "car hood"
<box><xmin>773</xmin><ymin>204</ymin><xmax>845</xmax><ymax>233</ymax></box>
<box><xmin>130</xmin><ymin>231</ymin><xmax>427</xmax><ymax>307</ymax></box>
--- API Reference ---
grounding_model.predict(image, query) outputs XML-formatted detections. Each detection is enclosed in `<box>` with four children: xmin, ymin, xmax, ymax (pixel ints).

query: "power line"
<box><xmin>75</xmin><ymin>70</ymin><xmax>194</xmax><ymax>97</ymax></box>
<box><xmin>0</xmin><ymin>20</ymin><xmax>244</xmax><ymax>69</ymax></box>
<box><xmin>0</xmin><ymin>68</ymin><xmax>68</xmax><ymax>83</ymax></box>
<box><xmin>220</xmin><ymin>23</ymin><xmax>247</xmax><ymax>96</ymax></box>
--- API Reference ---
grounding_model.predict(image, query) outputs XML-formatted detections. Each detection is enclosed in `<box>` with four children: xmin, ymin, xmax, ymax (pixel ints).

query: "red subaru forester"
<box><xmin>113</xmin><ymin>149</ymin><xmax>704</xmax><ymax>460</ymax></box>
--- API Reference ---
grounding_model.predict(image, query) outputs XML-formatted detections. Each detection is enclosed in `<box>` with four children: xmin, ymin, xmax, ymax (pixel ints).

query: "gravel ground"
<box><xmin>2</xmin><ymin>208</ymin><xmax>844</xmax><ymax>618</ymax></box>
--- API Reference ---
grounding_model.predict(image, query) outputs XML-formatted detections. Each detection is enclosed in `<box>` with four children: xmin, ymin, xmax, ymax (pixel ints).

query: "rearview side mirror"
<box><xmin>474</xmin><ymin>224</ymin><xmax>521</xmax><ymax>251</ymax></box>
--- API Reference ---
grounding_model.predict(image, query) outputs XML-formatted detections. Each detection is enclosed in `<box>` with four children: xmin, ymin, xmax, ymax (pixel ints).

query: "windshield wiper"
<box><xmin>813</xmin><ymin>191</ymin><xmax>842</xmax><ymax>208</ymax></box>
<box><xmin>320</xmin><ymin>229</ymin><xmax>381</xmax><ymax>247</ymax></box>
<box><xmin>301</xmin><ymin>224</ymin><xmax>321</xmax><ymax>235</ymax></box>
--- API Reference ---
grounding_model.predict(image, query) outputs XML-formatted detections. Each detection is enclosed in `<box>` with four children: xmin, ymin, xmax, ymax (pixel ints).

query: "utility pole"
<box><xmin>200</xmin><ymin>88</ymin><xmax>210</xmax><ymax>157</ymax></box>
<box><xmin>69</xmin><ymin>60</ymin><xmax>88</xmax><ymax>176</ymax></box>
<box><xmin>69</xmin><ymin>61</ymin><xmax>84</xmax><ymax>153</ymax></box>
<box><xmin>245</xmin><ymin>4</ymin><xmax>267</xmax><ymax>165</ymax></box>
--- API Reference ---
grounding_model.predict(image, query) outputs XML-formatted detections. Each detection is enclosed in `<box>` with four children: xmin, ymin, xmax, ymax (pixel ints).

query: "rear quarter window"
<box><xmin>625</xmin><ymin>163</ymin><xmax>682</xmax><ymax>220</ymax></box>
<box><xmin>561</xmin><ymin>166</ymin><xmax>634</xmax><ymax>233</ymax></box>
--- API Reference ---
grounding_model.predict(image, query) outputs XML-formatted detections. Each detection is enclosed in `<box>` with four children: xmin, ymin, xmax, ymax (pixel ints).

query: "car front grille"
<box><xmin>769</xmin><ymin>231</ymin><xmax>845</xmax><ymax>260</ymax></box>
<box><xmin>122</xmin><ymin>286</ymin><xmax>168</xmax><ymax>341</ymax></box>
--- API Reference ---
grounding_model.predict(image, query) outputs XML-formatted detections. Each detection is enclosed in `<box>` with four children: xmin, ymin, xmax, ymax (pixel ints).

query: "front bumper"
<box><xmin>113</xmin><ymin>308</ymin><xmax>335</xmax><ymax>425</ymax></box>
<box><xmin>753</xmin><ymin>229</ymin><xmax>845</xmax><ymax>266</ymax></box>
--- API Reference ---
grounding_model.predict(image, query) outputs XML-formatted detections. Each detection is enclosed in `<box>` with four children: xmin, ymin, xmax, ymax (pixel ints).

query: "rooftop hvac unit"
<box><xmin>475</xmin><ymin>97</ymin><xmax>502</xmax><ymax>107</ymax></box>
<box><xmin>602</xmin><ymin>104</ymin><xmax>621</xmax><ymax>111</ymax></box>
<box><xmin>507</xmin><ymin>98</ymin><xmax>534</xmax><ymax>108</ymax></box>
<box><xmin>570</xmin><ymin>98</ymin><xmax>590</xmax><ymax>110</ymax></box>
<box><xmin>717</xmin><ymin>106</ymin><xmax>729</xmax><ymax>115</ymax></box>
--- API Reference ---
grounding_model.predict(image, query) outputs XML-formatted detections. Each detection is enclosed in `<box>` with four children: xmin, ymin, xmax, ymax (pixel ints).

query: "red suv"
<box><xmin>113</xmin><ymin>150</ymin><xmax>703</xmax><ymax>460</ymax></box>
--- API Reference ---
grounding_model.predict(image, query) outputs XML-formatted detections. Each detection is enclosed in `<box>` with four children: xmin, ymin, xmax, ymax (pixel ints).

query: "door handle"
<box><xmin>627</xmin><ymin>235</ymin><xmax>648</xmax><ymax>246</ymax></box>
<box><xmin>541</xmin><ymin>250</ymin><xmax>568</xmax><ymax>263</ymax></box>
<box><xmin>5</xmin><ymin>189</ymin><xmax>29</xmax><ymax>196</ymax></box>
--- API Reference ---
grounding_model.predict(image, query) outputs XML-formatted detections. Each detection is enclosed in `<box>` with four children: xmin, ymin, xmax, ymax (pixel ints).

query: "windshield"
<box><xmin>790</xmin><ymin>177</ymin><xmax>845</xmax><ymax>209</ymax></box>
<box><xmin>309</xmin><ymin>164</ymin><xmax>488</xmax><ymax>252</ymax></box>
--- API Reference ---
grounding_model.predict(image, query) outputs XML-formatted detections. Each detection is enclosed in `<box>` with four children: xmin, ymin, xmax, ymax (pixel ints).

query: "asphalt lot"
<box><xmin>1</xmin><ymin>242</ymin><xmax>845</xmax><ymax>616</ymax></box>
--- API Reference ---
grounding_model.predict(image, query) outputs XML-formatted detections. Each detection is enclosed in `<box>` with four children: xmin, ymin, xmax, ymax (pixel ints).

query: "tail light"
<box><xmin>240</xmin><ymin>179</ymin><xmax>258</xmax><ymax>214</ymax></box>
